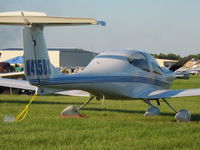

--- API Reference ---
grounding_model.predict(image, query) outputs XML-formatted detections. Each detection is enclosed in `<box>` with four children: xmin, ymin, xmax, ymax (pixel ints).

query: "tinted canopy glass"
<box><xmin>151</xmin><ymin>61</ymin><xmax>163</xmax><ymax>75</ymax></box>
<box><xmin>128</xmin><ymin>52</ymin><xmax>150</xmax><ymax>72</ymax></box>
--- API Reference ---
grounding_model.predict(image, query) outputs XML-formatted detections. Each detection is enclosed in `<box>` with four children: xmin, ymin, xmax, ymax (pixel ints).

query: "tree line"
<box><xmin>151</xmin><ymin>53</ymin><xmax>200</xmax><ymax>61</ymax></box>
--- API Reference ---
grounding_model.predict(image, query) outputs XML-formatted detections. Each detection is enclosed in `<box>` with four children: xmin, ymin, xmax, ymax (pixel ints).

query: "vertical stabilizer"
<box><xmin>23</xmin><ymin>26</ymin><xmax>62</xmax><ymax>86</ymax></box>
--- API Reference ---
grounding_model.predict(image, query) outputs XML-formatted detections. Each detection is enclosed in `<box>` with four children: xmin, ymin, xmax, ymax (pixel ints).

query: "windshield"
<box><xmin>128</xmin><ymin>52</ymin><xmax>150</xmax><ymax>72</ymax></box>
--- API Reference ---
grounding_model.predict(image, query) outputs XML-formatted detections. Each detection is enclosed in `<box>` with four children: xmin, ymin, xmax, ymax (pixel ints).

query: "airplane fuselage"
<box><xmin>30</xmin><ymin>50</ymin><xmax>175</xmax><ymax>99</ymax></box>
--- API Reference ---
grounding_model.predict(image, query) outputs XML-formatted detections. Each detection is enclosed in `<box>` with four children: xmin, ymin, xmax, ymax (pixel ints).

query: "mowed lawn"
<box><xmin>0</xmin><ymin>76</ymin><xmax>200</xmax><ymax>150</ymax></box>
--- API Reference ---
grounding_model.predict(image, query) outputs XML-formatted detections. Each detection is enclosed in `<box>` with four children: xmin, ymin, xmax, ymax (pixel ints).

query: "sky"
<box><xmin>0</xmin><ymin>0</ymin><xmax>200</xmax><ymax>56</ymax></box>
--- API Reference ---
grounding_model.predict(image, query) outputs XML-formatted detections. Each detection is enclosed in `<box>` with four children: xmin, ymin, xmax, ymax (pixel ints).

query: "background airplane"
<box><xmin>0</xmin><ymin>11</ymin><xmax>200</xmax><ymax>122</ymax></box>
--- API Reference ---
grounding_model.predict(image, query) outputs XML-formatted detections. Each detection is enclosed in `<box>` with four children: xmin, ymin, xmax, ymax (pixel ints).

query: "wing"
<box><xmin>0</xmin><ymin>77</ymin><xmax>36</xmax><ymax>90</ymax></box>
<box><xmin>0</xmin><ymin>78</ymin><xmax>89</xmax><ymax>97</ymax></box>
<box><xmin>0</xmin><ymin>72</ymin><xmax>24</xmax><ymax>78</ymax></box>
<box><xmin>135</xmin><ymin>88</ymin><xmax>200</xmax><ymax>99</ymax></box>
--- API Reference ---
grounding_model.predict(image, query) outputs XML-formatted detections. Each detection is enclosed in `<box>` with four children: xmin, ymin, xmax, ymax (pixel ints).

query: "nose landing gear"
<box><xmin>143</xmin><ymin>98</ymin><xmax>191</xmax><ymax>122</ymax></box>
<box><xmin>175</xmin><ymin>109</ymin><xmax>191</xmax><ymax>122</ymax></box>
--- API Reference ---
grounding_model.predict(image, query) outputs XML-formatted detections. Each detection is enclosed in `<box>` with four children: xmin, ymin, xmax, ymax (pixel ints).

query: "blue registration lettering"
<box><xmin>30</xmin><ymin>60</ymin><xmax>35</xmax><ymax>75</ymax></box>
<box><xmin>42</xmin><ymin>59</ymin><xmax>47</xmax><ymax>75</ymax></box>
<box><xmin>36</xmin><ymin>59</ymin><xmax>43</xmax><ymax>75</ymax></box>
<box><xmin>26</xmin><ymin>59</ymin><xmax>51</xmax><ymax>76</ymax></box>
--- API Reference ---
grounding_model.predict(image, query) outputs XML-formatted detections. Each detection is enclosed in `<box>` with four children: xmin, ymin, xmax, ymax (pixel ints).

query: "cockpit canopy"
<box><xmin>128</xmin><ymin>51</ymin><xmax>163</xmax><ymax>75</ymax></box>
<box><xmin>128</xmin><ymin>51</ymin><xmax>150</xmax><ymax>72</ymax></box>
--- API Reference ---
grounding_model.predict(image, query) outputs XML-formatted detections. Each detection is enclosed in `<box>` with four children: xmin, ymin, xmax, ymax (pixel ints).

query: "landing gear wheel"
<box><xmin>61</xmin><ymin>105</ymin><xmax>79</xmax><ymax>115</ymax></box>
<box><xmin>175</xmin><ymin>109</ymin><xmax>191</xmax><ymax>122</ymax></box>
<box><xmin>144</xmin><ymin>107</ymin><xmax>160</xmax><ymax>116</ymax></box>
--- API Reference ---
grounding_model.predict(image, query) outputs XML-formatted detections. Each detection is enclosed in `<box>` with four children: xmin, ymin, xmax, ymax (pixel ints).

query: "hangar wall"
<box><xmin>60</xmin><ymin>49</ymin><xmax>96</xmax><ymax>68</ymax></box>
<box><xmin>48</xmin><ymin>51</ymin><xmax>60</xmax><ymax>67</ymax></box>
<box><xmin>0</xmin><ymin>48</ymin><xmax>97</xmax><ymax>68</ymax></box>
<box><xmin>0</xmin><ymin>49</ymin><xmax>23</xmax><ymax>62</ymax></box>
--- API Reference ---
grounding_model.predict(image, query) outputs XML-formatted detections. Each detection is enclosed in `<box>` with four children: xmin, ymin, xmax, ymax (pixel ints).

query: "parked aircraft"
<box><xmin>0</xmin><ymin>11</ymin><xmax>200</xmax><ymax>122</ymax></box>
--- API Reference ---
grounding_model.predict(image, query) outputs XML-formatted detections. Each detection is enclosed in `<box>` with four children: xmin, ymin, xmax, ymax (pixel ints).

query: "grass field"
<box><xmin>0</xmin><ymin>76</ymin><xmax>200</xmax><ymax>150</ymax></box>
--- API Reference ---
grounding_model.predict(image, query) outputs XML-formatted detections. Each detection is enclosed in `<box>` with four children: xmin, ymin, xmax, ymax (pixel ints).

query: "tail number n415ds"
<box><xmin>26</xmin><ymin>59</ymin><xmax>51</xmax><ymax>76</ymax></box>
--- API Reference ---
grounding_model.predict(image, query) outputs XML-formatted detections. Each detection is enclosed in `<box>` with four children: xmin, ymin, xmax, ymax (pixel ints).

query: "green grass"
<box><xmin>0</xmin><ymin>76</ymin><xmax>200</xmax><ymax>150</ymax></box>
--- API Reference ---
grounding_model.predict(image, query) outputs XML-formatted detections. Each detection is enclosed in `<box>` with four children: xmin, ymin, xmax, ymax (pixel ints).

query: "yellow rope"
<box><xmin>15</xmin><ymin>94</ymin><xmax>37</xmax><ymax>122</ymax></box>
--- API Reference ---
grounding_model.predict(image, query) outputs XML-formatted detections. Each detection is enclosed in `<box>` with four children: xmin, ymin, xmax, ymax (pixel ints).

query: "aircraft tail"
<box><xmin>0</xmin><ymin>11</ymin><xmax>104</xmax><ymax>88</ymax></box>
<box><xmin>23</xmin><ymin>26</ymin><xmax>62</xmax><ymax>86</ymax></box>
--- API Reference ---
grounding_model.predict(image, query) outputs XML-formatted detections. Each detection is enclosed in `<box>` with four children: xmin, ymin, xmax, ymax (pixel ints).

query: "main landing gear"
<box><xmin>61</xmin><ymin>96</ymin><xmax>95</xmax><ymax>116</ymax></box>
<box><xmin>143</xmin><ymin>98</ymin><xmax>191</xmax><ymax>122</ymax></box>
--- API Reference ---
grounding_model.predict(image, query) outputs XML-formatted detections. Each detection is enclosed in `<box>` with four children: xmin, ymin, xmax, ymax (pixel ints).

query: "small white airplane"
<box><xmin>0</xmin><ymin>11</ymin><xmax>200</xmax><ymax>122</ymax></box>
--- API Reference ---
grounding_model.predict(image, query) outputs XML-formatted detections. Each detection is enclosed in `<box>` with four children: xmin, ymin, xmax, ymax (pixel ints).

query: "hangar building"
<box><xmin>0</xmin><ymin>48</ymin><xmax>178</xmax><ymax>68</ymax></box>
<box><xmin>0</xmin><ymin>48</ymin><xmax>98</xmax><ymax>68</ymax></box>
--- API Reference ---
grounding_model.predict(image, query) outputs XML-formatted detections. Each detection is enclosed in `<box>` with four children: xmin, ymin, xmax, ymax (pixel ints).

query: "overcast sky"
<box><xmin>0</xmin><ymin>0</ymin><xmax>200</xmax><ymax>56</ymax></box>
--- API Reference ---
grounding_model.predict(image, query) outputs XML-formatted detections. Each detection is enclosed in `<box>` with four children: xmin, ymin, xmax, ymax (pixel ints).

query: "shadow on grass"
<box><xmin>83</xmin><ymin>107</ymin><xmax>177</xmax><ymax>116</ymax></box>
<box><xmin>82</xmin><ymin>107</ymin><xmax>144</xmax><ymax>114</ymax></box>
<box><xmin>0</xmin><ymin>100</ymin><xmax>83</xmax><ymax>105</ymax></box>
<box><xmin>1</xmin><ymin>100</ymin><xmax>200</xmax><ymax>121</ymax></box>
<box><xmin>82</xmin><ymin>107</ymin><xmax>200</xmax><ymax>121</ymax></box>
<box><xmin>190</xmin><ymin>114</ymin><xmax>200</xmax><ymax>121</ymax></box>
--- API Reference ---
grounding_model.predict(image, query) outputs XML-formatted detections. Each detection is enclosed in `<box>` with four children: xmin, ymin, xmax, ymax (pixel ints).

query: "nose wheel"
<box><xmin>175</xmin><ymin>109</ymin><xmax>191</xmax><ymax>122</ymax></box>
<box><xmin>161</xmin><ymin>98</ymin><xmax>191</xmax><ymax>122</ymax></box>
<box><xmin>143</xmin><ymin>99</ymin><xmax>191</xmax><ymax>122</ymax></box>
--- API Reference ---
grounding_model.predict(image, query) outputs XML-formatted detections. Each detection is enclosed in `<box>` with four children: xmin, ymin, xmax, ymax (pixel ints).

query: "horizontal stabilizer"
<box><xmin>0</xmin><ymin>78</ymin><xmax>36</xmax><ymax>91</ymax></box>
<box><xmin>0</xmin><ymin>78</ymin><xmax>90</xmax><ymax>96</ymax></box>
<box><xmin>0</xmin><ymin>72</ymin><xmax>24</xmax><ymax>78</ymax></box>
<box><xmin>0</xmin><ymin>11</ymin><xmax>101</xmax><ymax>26</ymax></box>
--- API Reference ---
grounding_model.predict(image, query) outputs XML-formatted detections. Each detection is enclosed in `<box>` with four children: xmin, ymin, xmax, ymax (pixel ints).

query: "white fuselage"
<box><xmin>31</xmin><ymin>50</ymin><xmax>175</xmax><ymax>99</ymax></box>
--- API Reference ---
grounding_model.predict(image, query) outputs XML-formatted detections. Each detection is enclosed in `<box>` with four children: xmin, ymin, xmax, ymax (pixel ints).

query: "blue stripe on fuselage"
<box><xmin>96</xmin><ymin>55</ymin><xmax>128</xmax><ymax>61</ymax></box>
<box><xmin>29</xmin><ymin>76</ymin><xmax>169</xmax><ymax>87</ymax></box>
